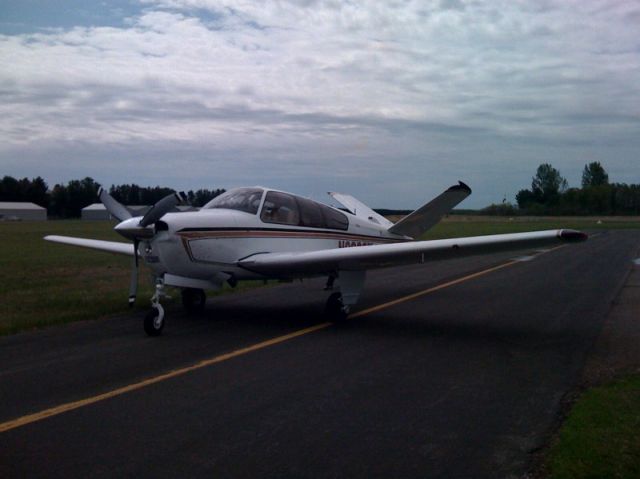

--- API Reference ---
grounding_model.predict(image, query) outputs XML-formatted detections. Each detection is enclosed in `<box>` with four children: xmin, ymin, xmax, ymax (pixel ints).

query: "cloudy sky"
<box><xmin>0</xmin><ymin>0</ymin><xmax>638</xmax><ymax>208</ymax></box>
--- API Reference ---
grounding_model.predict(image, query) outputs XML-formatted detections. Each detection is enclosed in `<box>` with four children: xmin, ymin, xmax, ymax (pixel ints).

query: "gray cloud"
<box><xmin>0</xmin><ymin>0</ymin><xmax>639</xmax><ymax>208</ymax></box>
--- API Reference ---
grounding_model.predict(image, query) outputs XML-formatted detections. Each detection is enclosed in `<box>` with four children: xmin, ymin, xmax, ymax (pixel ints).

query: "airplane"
<box><xmin>44</xmin><ymin>182</ymin><xmax>588</xmax><ymax>336</ymax></box>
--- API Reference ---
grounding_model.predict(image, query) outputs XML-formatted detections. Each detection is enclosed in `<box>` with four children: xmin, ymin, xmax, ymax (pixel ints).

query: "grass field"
<box><xmin>0</xmin><ymin>220</ymin><xmax>153</xmax><ymax>335</ymax></box>
<box><xmin>546</xmin><ymin>374</ymin><xmax>640</xmax><ymax>479</ymax></box>
<box><xmin>2</xmin><ymin>216</ymin><xmax>639</xmax><ymax>335</ymax></box>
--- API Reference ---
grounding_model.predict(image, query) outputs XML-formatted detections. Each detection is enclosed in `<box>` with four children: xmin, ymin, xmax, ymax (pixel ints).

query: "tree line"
<box><xmin>482</xmin><ymin>162</ymin><xmax>640</xmax><ymax>216</ymax></box>
<box><xmin>0</xmin><ymin>176</ymin><xmax>225</xmax><ymax>218</ymax></box>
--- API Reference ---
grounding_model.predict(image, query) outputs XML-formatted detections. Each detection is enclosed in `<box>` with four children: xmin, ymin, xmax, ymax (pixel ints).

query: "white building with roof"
<box><xmin>81</xmin><ymin>203</ymin><xmax>111</xmax><ymax>220</ymax></box>
<box><xmin>0</xmin><ymin>202</ymin><xmax>47</xmax><ymax>221</ymax></box>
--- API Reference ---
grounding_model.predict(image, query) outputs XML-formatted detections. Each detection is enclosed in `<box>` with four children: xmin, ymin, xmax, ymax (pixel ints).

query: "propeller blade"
<box><xmin>139</xmin><ymin>191</ymin><xmax>187</xmax><ymax>227</ymax></box>
<box><xmin>98</xmin><ymin>187</ymin><xmax>132</xmax><ymax>222</ymax></box>
<box><xmin>128</xmin><ymin>239</ymin><xmax>139</xmax><ymax>306</ymax></box>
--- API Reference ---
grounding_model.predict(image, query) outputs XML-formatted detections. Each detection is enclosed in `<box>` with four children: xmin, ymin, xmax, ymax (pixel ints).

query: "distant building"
<box><xmin>0</xmin><ymin>202</ymin><xmax>47</xmax><ymax>221</ymax></box>
<box><xmin>81</xmin><ymin>203</ymin><xmax>111</xmax><ymax>220</ymax></box>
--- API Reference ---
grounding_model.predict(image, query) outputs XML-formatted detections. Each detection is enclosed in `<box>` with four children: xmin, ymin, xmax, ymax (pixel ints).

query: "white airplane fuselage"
<box><xmin>137</xmin><ymin>191</ymin><xmax>406</xmax><ymax>284</ymax></box>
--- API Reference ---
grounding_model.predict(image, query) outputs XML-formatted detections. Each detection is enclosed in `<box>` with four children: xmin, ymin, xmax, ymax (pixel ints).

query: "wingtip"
<box><xmin>448</xmin><ymin>181</ymin><xmax>472</xmax><ymax>194</ymax></box>
<box><xmin>558</xmin><ymin>229</ymin><xmax>588</xmax><ymax>242</ymax></box>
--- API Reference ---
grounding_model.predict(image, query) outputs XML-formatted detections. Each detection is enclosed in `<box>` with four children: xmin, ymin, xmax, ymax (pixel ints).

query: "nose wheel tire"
<box><xmin>325</xmin><ymin>292</ymin><xmax>350</xmax><ymax>323</ymax></box>
<box><xmin>144</xmin><ymin>307</ymin><xmax>165</xmax><ymax>336</ymax></box>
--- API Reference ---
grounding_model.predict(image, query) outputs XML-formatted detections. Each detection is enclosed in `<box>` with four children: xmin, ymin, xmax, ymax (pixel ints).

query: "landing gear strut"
<box><xmin>144</xmin><ymin>278</ymin><xmax>169</xmax><ymax>336</ymax></box>
<box><xmin>182</xmin><ymin>288</ymin><xmax>206</xmax><ymax>314</ymax></box>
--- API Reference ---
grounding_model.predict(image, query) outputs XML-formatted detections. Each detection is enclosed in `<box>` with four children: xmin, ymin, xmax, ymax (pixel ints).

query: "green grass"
<box><xmin>420</xmin><ymin>216</ymin><xmax>640</xmax><ymax>240</ymax></box>
<box><xmin>547</xmin><ymin>375</ymin><xmax>640</xmax><ymax>479</ymax></box>
<box><xmin>1</xmin><ymin>217</ymin><xmax>638</xmax><ymax>335</ymax></box>
<box><xmin>0</xmin><ymin>220</ymin><xmax>154</xmax><ymax>335</ymax></box>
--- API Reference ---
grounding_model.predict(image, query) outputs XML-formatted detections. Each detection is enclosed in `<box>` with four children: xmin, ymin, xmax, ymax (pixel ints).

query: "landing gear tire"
<box><xmin>182</xmin><ymin>288</ymin><xmax>206</xmax><ymax>314</ymax></box>
<box><xmin>325</xmin><ymin>292</ymin><xmax>350</xmax><ymax>323</ymax></box>
<box><xmin>144</xmin><ymin>307</ymin><xmax>165</xmax><ymax>336</ymax></box>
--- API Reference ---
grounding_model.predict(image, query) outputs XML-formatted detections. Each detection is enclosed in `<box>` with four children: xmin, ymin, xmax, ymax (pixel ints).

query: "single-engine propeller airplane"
<box><xmin>45</xmin><ymin>182</ymin><xmax>587</xmax><ymax>336</ymax></box>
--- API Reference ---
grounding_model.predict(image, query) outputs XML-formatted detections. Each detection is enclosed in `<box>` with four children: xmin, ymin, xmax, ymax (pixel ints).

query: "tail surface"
<box><xmin>388</xmin><ymin>182</ymin><xmax>471</xmax><ymax>239</ymax></box>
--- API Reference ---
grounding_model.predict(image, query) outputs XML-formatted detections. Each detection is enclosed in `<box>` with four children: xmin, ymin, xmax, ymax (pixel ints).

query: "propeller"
<box><xmin>140</xmin><ymin>192</ymin><xmax>188</xmax><ymax>227</ymax></box>
<box><xmin>98</xmin><ymin>187</ymin><xmax>132</xmax><ymax>222</ymax></box>
<box><xmin>98</xmin><ymin>188</ymin><xmax>187</xmax><ymax>306</ymax></box>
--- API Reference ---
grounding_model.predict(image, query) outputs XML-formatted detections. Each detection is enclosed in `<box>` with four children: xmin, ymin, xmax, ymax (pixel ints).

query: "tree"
<box><xmin>0</xmin><ymin>176</ymin><xmax>22</xmax><ymax>201</ymax></box>
<box><xmin>531</xmin><ymin>163</ymin><xmax>568</xmax><ymax>204</ymax></box>
<box><xmin>515</xmin><ymin>189</ymin><xmax>538</xmax><ymax>209</ymax></box>
<box><xmin>48</xmin><ymin>177</ymin><xmax>100</xmax><ymax>218</ymax></box>
<box><xmin>581</xmin><ymin>161</ymin><xmax>609</xmax><ymax>188</ymax></box>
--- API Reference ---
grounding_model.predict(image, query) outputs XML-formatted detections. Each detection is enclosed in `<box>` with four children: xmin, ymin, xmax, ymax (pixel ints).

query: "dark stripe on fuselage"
<box><xmin>175</xmin><ymin>227</ymin><xmax>408</xmax><ymax>265</ymax></box>
<box><xmin>176</xmin><ymin>227</ymin><xmax>405</xmax><ymax>243</ymax></box>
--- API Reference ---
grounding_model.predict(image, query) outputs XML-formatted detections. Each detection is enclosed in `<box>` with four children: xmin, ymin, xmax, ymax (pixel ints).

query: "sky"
<box><xmin>0</xmin><ymin>0</ymin><xmax>638</xmax><ymax>209</ymax></box>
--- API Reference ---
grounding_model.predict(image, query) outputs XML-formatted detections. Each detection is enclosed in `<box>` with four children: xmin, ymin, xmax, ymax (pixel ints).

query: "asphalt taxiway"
<box><xmin>1</xmin><ymin>230</ymin><xmax>638</xmax><ymax>478</ymax></box>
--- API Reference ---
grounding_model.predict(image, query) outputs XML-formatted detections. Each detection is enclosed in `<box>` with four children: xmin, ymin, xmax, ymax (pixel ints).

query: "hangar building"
<box><xmin>0</xmin><ymin>202</ymin><xmax>47</xmax><ymax>221</ymax></box>
<box><xmin>81</xmin><ymin>203</ymin><xmax>111</xmax><ymax>220</ymax></box>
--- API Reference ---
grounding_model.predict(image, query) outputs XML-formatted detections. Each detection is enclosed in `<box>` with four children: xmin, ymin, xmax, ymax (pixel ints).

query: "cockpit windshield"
<box><xmin>202</xmin><ymin>188</ymin><xmax>264</xmax><ymax>214</ymax></box>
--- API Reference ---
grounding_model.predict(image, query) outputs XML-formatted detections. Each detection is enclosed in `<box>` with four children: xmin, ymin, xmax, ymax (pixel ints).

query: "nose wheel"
<box><xmin>144</xmin><ymin>278</ymin><xmax>169</xmax><ymax>336</ymax></box>
<box><xmin>144</xmin><ymin>305</ymin><xmax>165</xmax><ymax>336</ymax></box>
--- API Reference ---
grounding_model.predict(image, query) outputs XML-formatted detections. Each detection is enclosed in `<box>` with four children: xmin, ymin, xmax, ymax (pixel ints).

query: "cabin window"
<box><xmin>297</xmin><ymin>197</ymin><xmax>325</xmax><ymax>228</ymax></box>
<box><xmin>203</xmin><ymin>188</ymin><xmax>263</xmax><ymax>214</ymax></box>
<box><xmin>321</xmin><ymin>204</ymin><xmax>349</xmax><ymax>230</ymax></box>
<box><xmin>260</xmin><ymin>191</ymin><xmax>349</xmax><ymax>230</ymax></box>
<box><xmin>261</xmin><ymin>191</ymin><xmax>300</xmax><ymax>226</ymax></box>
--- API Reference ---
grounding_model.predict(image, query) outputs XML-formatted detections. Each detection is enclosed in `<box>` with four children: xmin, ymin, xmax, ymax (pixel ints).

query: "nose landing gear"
<box><xmin>144</xmin><ymin>278</ymin><xmax>169</xmax><ymax>336</ymax></box>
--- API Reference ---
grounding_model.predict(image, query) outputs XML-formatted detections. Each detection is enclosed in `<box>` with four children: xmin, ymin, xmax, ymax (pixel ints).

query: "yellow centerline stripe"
<box><xmin>0</xmin><ymin>322</ymin><xmax>331</xmax><ymax>433</ymax></box>
<box><xmin>349</xmin><ymin>260</ymin><xmax>518</xmax><ymax>318</ymax></box>
<box><xmin>0</xmin><ymin>244</ymin><xmax>566</xmax><ymax>434</ymax></box>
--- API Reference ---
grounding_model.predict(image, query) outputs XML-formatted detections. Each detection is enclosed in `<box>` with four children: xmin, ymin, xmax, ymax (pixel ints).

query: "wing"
<box><xmin>238</xmin><ymin>229</ymin><xmax>587</xmax><ymax>276</ymax></box>
<box><xmin>44</xmin><ymin>235</ymin><xmax>134</xmax><ymax>256</ymax></box>
<box><xmin>328</xmin><ymin>192</ymin><xmax>394</xmax><ymax>228</ymax></box>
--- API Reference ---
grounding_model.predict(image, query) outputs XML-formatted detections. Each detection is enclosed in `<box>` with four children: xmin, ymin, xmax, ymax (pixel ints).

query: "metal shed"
<box><xmin>0</xmin><ymin>202</ymin><xmax>47</xmax><ymax>221</ymax></box>
<box><xmin>81</xmin><ymin>203</ymin><xmax>112</xmax><ymax>220</ymax></box>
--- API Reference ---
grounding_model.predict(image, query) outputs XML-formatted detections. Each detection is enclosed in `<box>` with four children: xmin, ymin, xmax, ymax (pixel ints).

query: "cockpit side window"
<box><xmin>320</xmin><ymin>204</ymin><xmax>349</xmax><ymax>230</ymax></box>
<box><xmin>260</xmin><ymin>191</ymin><xmax>300</xmax><ymax>226</ymax></box>
<box><xmin>260</xmin><ymin>191</ymin><xmax>349</xmax><ymax>230</ymax></box>
<box><xmin>202</xmin><ymin>188</ymin><xmax>263</xmax><ymax>214</ymax></box>
<box><xmin>297</xmin><ymin>197</ymin><xmax>324</xmax><ymax>228</ymax></box>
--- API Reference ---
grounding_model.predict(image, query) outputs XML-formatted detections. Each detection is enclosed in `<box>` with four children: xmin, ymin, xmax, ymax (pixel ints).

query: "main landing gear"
<box><xmin>181</xmin><ymin>288</ymin><xmax>206</xmax><ymax>314</ymax></box>
<box><xmin>323</xmin><ymin>270</ymin><xmax>366</xmax><ymax>323</ymax></box>
<box><xmin>325</xmin><ymin>292</ymin><xmax>350</xmax><ymax>322</ymax></box>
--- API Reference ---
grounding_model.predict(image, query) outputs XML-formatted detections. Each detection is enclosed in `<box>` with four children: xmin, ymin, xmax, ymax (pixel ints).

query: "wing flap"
<box><xmin>328</xmin><ymin>192</ymin><xmax>393</xmax><ymax>228</ymax></box>
<box><xmin>44</xmin><ymin>235</ymin><xmax>134</xmax><ymax>256</ymax></box>
<box><xmin>238</xmin><ymin>229</ymin><xmax>587</xmax><ymax>276</ymax></box>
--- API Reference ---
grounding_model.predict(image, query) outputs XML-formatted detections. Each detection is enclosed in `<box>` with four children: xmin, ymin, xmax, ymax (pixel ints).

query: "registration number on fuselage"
<box><xmin>338</xmin><ymin>240</ymin><xmax>374</xmax><ymax>248</ymax></box>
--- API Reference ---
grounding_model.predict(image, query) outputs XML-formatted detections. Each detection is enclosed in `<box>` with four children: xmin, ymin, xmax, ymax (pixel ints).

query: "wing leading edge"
<box><xmin>44</xmin><ymin>235</ymin><xmax>134</xmax><ymax>256</ymax></box>
<box><xmin>238</xmin><ymin>229</ymin><xmax>587</xmax><ymax>276</ymax></box>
